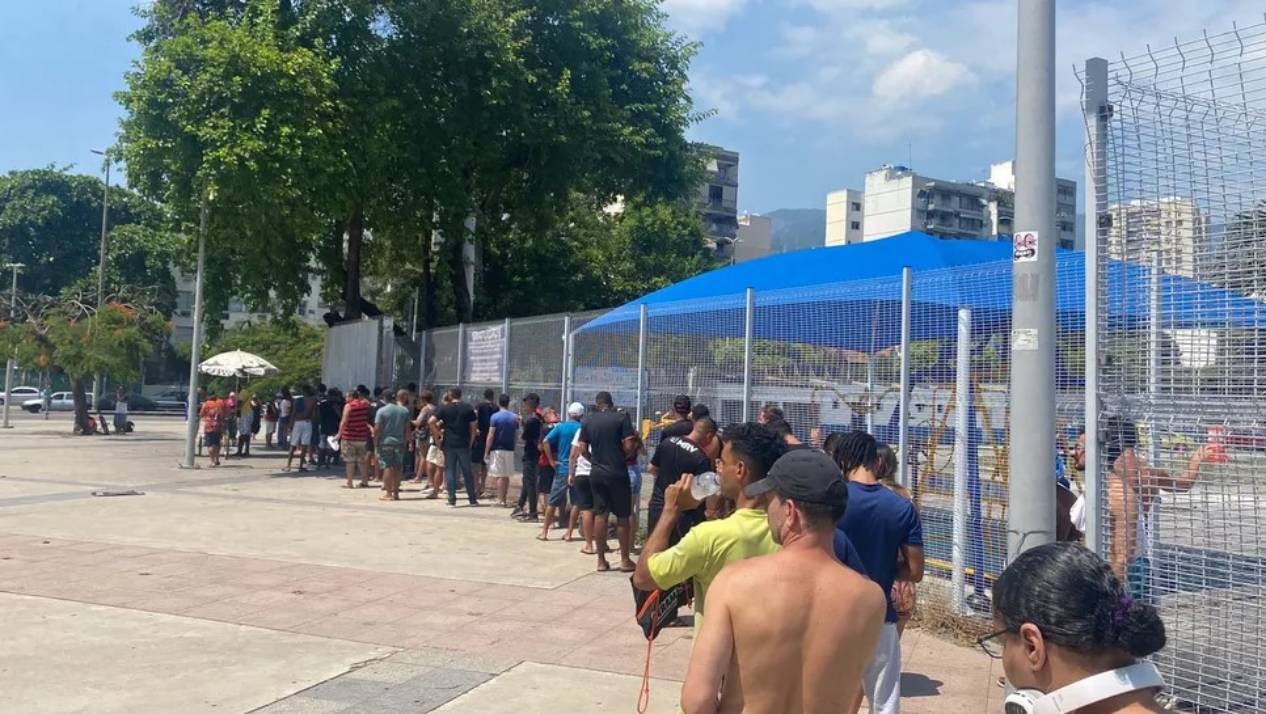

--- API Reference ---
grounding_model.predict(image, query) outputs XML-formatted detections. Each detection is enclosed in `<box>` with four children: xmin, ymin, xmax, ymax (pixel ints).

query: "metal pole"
<box><xmin>897</xmin><ymin>266</ymin><xmax>912</xmax><ymax>486</ymax></box>
<box><xmin>181</xmin><ymin>195</ymin><xmax>209</xmax><ymax>468</ymax></box>
<box><xmin>455</xmin><ymin>322</ymin><xmax>466</xmax><ymax>394</ymax></box>
<box><xmin>2</xmin><ymin>263</ymin><xmax>23</xmax><ymax>429</ymax></box>
<box><xmin>741</xmin><ymin>287</ymin><xmax>754</xmax><ymax>422</ymax></box>
<box><xmin>418</xmin><ymin>328</ymin><xmax>428</xmax><ymax>388</ymax></box>
<box><xmin>560</xmin><ymin>315</ymin><xmax>572</xmax><ymax>406</ymax></box>
<box><xmin>1082</xmin><ymin>57</ymin><xmax>1108</xmax><ymax>554</ymax></box>
<box><xmin>635</xmin><ymin>304</ymin><xmax>648</xmax><ymax>428</ymax></box>
<box><xmin>500</xmin><ymin>317</ymin><xmax>511</xmax><ymax>397</ymax></box>
<box><xmin>952</xmin><ymin>307</ymin><xmax>972</xmax><ymax>614</ymax></box>
<box><xmin>1008</xmin><ymin>0</ymin><xmax>1058</xmax><ymax>558</ymax></box>
<box><xmin>1148</xmin><ymin>251</ymin><xmax>1162</xmax><ymax>466</ymax></box>
<box><xmin>92</xmin><ymin>157</ymin><xmax>110</xmax><ymax>405</ymax></box>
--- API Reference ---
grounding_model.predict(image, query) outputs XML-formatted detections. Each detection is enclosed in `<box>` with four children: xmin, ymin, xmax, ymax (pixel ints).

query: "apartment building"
<box><xmin>825</xmin><ymin>188</ymin><xmax>865</xmax><ymax>246</ymax></box>
<box><xmin>1106</xmin><ymin>197</ymin><xmax>1206</xmax><ymax>278</ymax></box>
<box><xmin>735</xmin><ymin>214</ymin><xmax>773</xmax><ymax>263</ymax></box>
<box><xmin>171</xmin><ymin>271</ymin><xmax>328</xmax><ymax>344</ymax></box>
<box><xmin>698</xmin><ymin>145</ymin><xmax>740</xmax><ymax>251</ymax></box>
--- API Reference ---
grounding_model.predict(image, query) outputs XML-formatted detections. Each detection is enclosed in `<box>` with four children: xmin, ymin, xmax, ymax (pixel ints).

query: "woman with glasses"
<box><xmin>978</xmin><ymin>542</ymin><xmax>1168</xmax><ymax>713</ymax></box>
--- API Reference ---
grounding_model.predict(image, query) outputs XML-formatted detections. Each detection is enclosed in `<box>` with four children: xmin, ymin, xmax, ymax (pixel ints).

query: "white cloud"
<box><xmin>872</xmin><ymin>49</ymin><xmax>977</xmax><ymax>105</ymax></box>
<box><xmin>660</xmin><ymin>0</ymin><xmax>751</xmax><ymax>37</ymax></box>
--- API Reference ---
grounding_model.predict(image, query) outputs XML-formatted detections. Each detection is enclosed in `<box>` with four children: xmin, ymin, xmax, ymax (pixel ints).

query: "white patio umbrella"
<box><xmin>198</xmin><ymin>350</ymin><xmax>279</xmax><ymax>378</ymax></box>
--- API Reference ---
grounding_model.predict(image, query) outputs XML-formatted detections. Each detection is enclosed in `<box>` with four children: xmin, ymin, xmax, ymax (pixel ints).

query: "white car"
<box><xmin>0</xmin><ymin>386</ymin><xmax>40</xmax><ymax>406</ymax></box>
<box><xmin>22</xmin><ymin>392</ymin><xmax>78</xmax><ymax>413</ymax></box>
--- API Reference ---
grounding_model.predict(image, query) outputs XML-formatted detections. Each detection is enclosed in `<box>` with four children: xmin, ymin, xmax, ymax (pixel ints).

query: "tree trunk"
<box><xmin>344</xmin><ymin>203</ymin><xmax>365</xmax><ymax>320</ymax></box>
<box><xmin>421</xmin><ymin>229</ymin><xmax>436</xmax><ymax>329</ymax></box>
<box><xmin>70</xmin><ymin>376</ymin><xmax>92</xmax><ymax>435</ymax></box>
<box><xmin>446</xmin><ymin>219</ymin><xmax>472</xmax><ymax>323</ymax></box>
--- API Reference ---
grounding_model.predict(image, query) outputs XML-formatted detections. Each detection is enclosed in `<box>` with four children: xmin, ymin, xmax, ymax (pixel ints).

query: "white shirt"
<box><xmin>114</xmin><ymin>395</ymin><xmax>127</xmax><ymax>416</ymax></box>
<box><xmin>279</xmin><ymin>398</ymin><xmax>292</xmax><ymax>418</ymax></box>
<box><xmin>572</xmin><ymin>429</ymin><xmax>592</xmax><ymax>476</ymax></box>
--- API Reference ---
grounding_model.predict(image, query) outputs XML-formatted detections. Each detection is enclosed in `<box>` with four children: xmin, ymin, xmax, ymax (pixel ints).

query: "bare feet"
<box><xmin>536</xmin><ymin>533</ymin><xmax>549</xmax><ymax>541</ymax></box>
<box><xmin>596</xmin><ymin>559</ymin><xmax>611</xmax><ymax>572</ymax></box>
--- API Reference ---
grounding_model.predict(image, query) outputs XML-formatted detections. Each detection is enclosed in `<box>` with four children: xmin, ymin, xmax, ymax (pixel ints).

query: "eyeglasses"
<box><xmin>976</xmin><ymin>629</ymin><xmax>1010</xmax><ymax>659</ymax></box>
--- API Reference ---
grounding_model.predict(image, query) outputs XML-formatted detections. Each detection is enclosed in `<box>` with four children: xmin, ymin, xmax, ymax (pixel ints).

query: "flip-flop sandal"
<box><xmin>619</xmin><ymin>563</ymin><xmax>636</xmax><ymax>573</ymax></box>
<box><xmin>579</xmin><ymin>547</ymin><xmax>596</xmax><ymax>555</ymax></box>
<box><xmin>536</xmin><ymin>534</ymin><xmax>549</xmax><ymax>542</ymax></box>
<box><xmin>596</xmin><ymin>561</ymin><xmax>611</xmax><ymax>572</ymax></box>
<box><xmin>341</xmin><ymin>484</ymin><xmax>355</xmax><ymax>489</ymax></box>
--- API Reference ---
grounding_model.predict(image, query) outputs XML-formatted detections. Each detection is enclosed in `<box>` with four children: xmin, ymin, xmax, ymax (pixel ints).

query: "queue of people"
<box><xmin>195</xmin><ymin>383</ymin><xmax>1180</xmax><ymax>713</ymax></box>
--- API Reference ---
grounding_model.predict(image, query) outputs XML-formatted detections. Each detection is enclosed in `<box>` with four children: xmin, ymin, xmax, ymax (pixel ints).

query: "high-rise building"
<box><xmin>697</xmin><ymin>145</ymin><xmax>740</xmax><ymax>251</ymax></box>
<box><xmin>171</xmin><ymin>271</ymin><xmax>328</xmax><ymax>344</ymax></box>
<box><xmin>855</xmin><ymin>163</ymin><xmax>1079</xmax><ymax>249</ymax></box>
<box><xmin>735</xmin><ymin>214</ymin><xmax>773</xmax><ymax>263</ymax></box>
<box><xmin>1106</xmin><ymin>197</ymin><xmax>1206</xmax><ymax>278</ymax></box>
<box><xmin>825</xmin><ymin>188</ymin><xmax>865</xmax><ymax>246</ymax></box>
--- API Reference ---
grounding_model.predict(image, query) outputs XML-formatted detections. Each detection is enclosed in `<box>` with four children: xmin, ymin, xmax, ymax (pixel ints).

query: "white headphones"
<box><xmin>1003</xmin><ymin>661</ymin><xmax>1164</xmax><ymax>714</ymax></box>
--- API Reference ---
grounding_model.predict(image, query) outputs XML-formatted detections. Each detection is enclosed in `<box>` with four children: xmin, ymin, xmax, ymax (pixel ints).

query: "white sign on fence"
<box><xmin>465</xmin><ymin>324</ymin><xmax>505</xmax><ymax>384</ymax></box>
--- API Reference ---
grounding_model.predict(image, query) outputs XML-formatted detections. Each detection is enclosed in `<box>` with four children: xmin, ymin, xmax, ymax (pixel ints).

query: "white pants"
<box><xmin>863</xmin><ymin>622</ymin><xmax>901</xmax><ymax>714</ymax></box>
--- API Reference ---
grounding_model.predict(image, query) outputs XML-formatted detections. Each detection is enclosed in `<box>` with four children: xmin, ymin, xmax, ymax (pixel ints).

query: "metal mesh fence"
<box><xmin>1087</xmin><ymin>21</ymin><xmax>1266</xmax><ymax>712</ymax></box>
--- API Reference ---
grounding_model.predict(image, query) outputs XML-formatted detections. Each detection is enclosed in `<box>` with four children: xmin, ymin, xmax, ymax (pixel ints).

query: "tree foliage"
<box><xmin>0</xmin><ymin>168</ymin><xmax>180</xmax><ymax>310</ymax></box>
<box><xmin>117</xmin><ymin>0</ymin><xmax>339</xmax><ymax>319</ymax></box>
<box><xmin>203</xmin><ymin>317</ymin><xmax>324</xmax><ymax>397</ymax></box>
<box><xmin>0</xmin><ymin>291</ymin><xmax>169</xmax><ymax>433</ymax></box>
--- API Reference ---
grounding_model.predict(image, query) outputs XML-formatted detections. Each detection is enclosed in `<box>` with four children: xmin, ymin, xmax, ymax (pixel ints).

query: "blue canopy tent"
<box><xmin>578</xmin><ymin>231</ymin><xmax>1266</xmax><ymax>349</ymax></box>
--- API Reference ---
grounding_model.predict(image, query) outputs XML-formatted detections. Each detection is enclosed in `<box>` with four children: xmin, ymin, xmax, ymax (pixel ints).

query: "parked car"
<box><xmin>149</xmin><ymin>388</ymin><xmax>188</xmax><ymax>413</ymax></box>
<box><xmin>21</xmin><ymin>391</ymin><xmax>78</xmax><ymax>413</ymax></box>
<box><xmin>96</xmin><ymin>393</ymin><xmax>159</xmax><ymax>412</ymax></box>
<box><xmin>0</xmin><ymin>386</ymin><xmax>41</xmax><ymax>406</ymax></box>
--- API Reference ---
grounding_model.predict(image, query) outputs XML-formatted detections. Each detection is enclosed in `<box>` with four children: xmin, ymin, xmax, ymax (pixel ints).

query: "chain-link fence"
<box><xmin>1084</xmin><ymin>20</ymin><xmax>1266</xmax><ymax>712</ymax></box>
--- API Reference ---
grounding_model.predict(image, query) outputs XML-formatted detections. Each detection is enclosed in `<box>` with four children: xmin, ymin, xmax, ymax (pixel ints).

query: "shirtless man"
<box><xmin>681</xmin><ymin>449</ymin><xmax>885</xmax><ymax>714</ymax></box>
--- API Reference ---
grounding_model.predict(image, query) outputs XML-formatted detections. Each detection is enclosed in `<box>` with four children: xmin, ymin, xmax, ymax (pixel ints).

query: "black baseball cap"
<box><xmin>744</xmin><ymin>449</ymin><xmax>847</xmax><ymax>509</ymax></box>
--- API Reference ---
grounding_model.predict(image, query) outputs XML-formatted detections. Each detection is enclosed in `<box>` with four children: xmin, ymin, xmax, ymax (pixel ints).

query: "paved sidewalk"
<box><xmin>0</xmin><ymin>414</ymin><xmax>998</xmax><ymax>713</ymax></box>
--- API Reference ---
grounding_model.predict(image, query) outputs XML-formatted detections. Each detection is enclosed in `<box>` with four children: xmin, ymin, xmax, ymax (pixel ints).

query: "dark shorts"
<box><xmin>550</xmin><ymin>468</ymin><xmax>569</xmax><ymax>507</ymax></box>
<box><xmin>205</xmin><ymin>431</ymin><xmax>222</xmax><ymax>447</ymax></box>
<box><xmin>570</xmin><ymin>474</ymin><xmax>594</xmax><ymax>510</ymax></box>
<box><xmin>471</xmin><ymin>437</ymin><xmax>488</xmax><ymax>464</ymax></box>
<box><xmin>536</xmin><ymin>463</ymin><xmax>554</xmax><ymax>494</ymax></box>
<box><xmin>591</xmin><ymin>470</ymin><xmax>633</xmax><ymax>519</ymax></box>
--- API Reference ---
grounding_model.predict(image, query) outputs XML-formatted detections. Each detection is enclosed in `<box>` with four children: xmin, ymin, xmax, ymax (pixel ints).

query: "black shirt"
<box><xmin>580</xmin><ymin>409</ymin><xmax>634</xmax><ymax>480</ymax></box>
<box><xmin>522</xmin><ymin>413</ymin><xmax>543</xmax><ymax>460</ymax></box>
<box><xmin>474</xmin><ymin>401</ymin><xmax>497</xmax><ymax>446</ymax></box>
<box><xmin>649</xmin><ymin>436</ymin><xmax>712</xmax><ymax>489</ymax></box>
<box><xmin>660</xmin><ymin>418</ymin><xmax>692</xmax><ymax>440</ymax></box>
<box><xmin>435</xmin><ymin>401</ymin><xmax>478</xmax><ymax>449</ymax></box>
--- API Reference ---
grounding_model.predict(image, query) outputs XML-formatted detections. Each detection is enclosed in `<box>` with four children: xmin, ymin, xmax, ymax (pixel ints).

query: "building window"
<box><xmin>850</xmin><ymin>221</ymin><xmax>861</xmax><ymax>230</ymax></box>
<box><xmin>708</xmin><ymin>185</ymin><xmax>723</xmax><ymax>206</ymax></box>
<box><xmin>851</xmin><ymin>202</ymin><xmax>861</xmax><ymax>211</ymax></box>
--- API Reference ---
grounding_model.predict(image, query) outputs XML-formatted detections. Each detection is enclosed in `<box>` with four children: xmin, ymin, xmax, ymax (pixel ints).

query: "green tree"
<box><xmin>117</xmin><ymin>0</ymin><xmax>339</xmax><ymax>322</ymax></box>
<box><xmin>0</xmin><ymin>168</ymin><xmax>180</xmax><ymax>309</ymax></box>
<box><xmin>203</xmin><ymin>317</ymin><xmax>324</xmax><ymax>397</ymax></box>
<box><xmin>0</xmin><ymin>292</ymin><xmax>168</xmax><ymax>434</ymax></box>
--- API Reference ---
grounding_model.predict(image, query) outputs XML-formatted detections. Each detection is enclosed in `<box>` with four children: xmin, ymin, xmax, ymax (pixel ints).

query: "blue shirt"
<box><xmin>832</xmin><ymin>530</ymin><xmax>869</xmax><ymax>578</ymax></box>
<box><xmin>545</xmin><ymin>420</ymin><xmax>582</xmax><ymax>474</ymax></box>
<box><xmin>837</xmin><ymin>482</ymin><xmax>924</xmax><ymax>623</ymax></box>
<box><xmin>489</xmin><ymin>410</ymin><xmax>518</xmax><ymax>452</ymax></box>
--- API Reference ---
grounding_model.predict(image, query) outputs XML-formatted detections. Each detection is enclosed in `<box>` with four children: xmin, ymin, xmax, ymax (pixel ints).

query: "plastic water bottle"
<box><xmin>690</xmin><ymin>471</ymin><xmax>721</xmax><ymax>500</ymax></box>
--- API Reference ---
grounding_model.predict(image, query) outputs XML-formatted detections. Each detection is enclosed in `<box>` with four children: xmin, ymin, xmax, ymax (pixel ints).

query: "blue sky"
<box><xmin>2</xmin><ymin>1</ymin><xmax>1262</xmax><ymax>213</ymax></box>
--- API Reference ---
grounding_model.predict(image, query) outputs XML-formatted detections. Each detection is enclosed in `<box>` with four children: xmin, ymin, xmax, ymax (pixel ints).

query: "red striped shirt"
<box><xmin>341</xmin><ymin>398</ymin><xmax>371</xmax><ymax>441</ymax></box>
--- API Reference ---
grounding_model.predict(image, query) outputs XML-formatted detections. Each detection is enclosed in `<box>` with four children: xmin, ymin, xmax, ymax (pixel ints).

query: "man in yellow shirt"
<box><xmin>633</xmin><ymin>422</ymin><xmax>788</xmax><ymax>634</ymax></box>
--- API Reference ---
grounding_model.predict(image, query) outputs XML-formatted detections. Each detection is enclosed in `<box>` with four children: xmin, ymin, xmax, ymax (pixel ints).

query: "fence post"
<box><xmin>456</xmin><ymin>322</ymin><xmax>466</xmax><ymax>394</ymax></box>
<box><xmin>897</xmin><ymin>266</ymin><xmax>912</xmax><ymax>486</ymax></box>
<box><xmin>1148</xmin><ymin>251</ymin><xmax>1162</xmax><ymax>465</ymax></box>
<box><xmin>1082</xmin><ymin>56</ymin><xmax>1108</xmax><ymax>555</ymax></box>
<box><xmin>501</xmin><ymin>317</ymin><xmax>511</xmax><ymax>397</ymax></box>
<box><xmin>635</xmin><ymin>305</ymin><xmax>648</xmax><ymax>429</ymax></box>
<box><xmin>561</xmin><ymin>315</ymin><xmax>572</xmax><ymax>406</ymax></box>
<box><xmin>742</xmin><ymin>287</ymin><xmax>754</xmax><ymax>422</ymax></box>
<box><xmin>953</xmin><ymin>307</ymin><xmax>972</xmax><ymax>614</ymax></box>
<box><xmin>418</xmin><ymin>329</ymin><xmax>428</xmax><ymax>388</ymax></box>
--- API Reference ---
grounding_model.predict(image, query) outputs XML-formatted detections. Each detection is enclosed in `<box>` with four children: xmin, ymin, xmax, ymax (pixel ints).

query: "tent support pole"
<box><xmin>898</xmin><ymin>266</ymin><xmax>912</xmax><ymax>487</ymax></box>
<box><xmin>635</xmin><ymin>305</ymin><xmax>648</xmax><ymax>430</ymax></box>
<box><xmin>742</xmin><ymin>288</ymin><xmax>754</xmax><ymax>422</ymax></box>
<box><xmin>952</xmin><ymin>308</ymin><xmax>972</xmax><ymax>614</ymax></box>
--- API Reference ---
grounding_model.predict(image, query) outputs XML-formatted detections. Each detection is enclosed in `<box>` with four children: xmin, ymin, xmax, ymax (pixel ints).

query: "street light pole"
<box><xmin>2</xmin><ymin>262</ymin><xmax>25</xmax><ymax>429</ymax></box>
<box><xmin>181</xmin><ymin>193</ymin><xmax>209</xmax><ymax>469</ymax></box>
<box><xmin>1008</xmin><ymin>0</ymin><xmax>1058</xmax><ymax>558</ymax></box>
<box><xmin>90</xmin><ymin>149</ymin><xmax>111</xmax><ymax>405</ymax></box>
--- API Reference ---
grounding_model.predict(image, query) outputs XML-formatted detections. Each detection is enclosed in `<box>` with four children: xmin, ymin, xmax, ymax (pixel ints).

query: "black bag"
<box><xmin>631</xmin><ymin>577</ymin><xmax>692</xmax><ymax>640</ymax></box>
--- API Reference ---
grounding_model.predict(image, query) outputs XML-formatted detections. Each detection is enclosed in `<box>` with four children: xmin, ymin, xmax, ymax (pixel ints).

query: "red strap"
<box><xmin>638</xmin><ymin>631</ymin><xmax>654</xmax><ymax>714</ymax></box>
